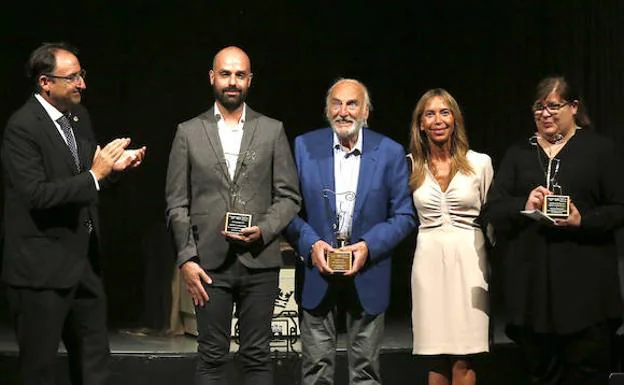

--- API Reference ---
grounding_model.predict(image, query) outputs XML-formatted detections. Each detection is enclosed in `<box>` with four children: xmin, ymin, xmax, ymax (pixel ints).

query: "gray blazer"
<box><xmin>165</xmin><ymin>106</ymin><xmax>301</xmax><ymax>269</ymax></box>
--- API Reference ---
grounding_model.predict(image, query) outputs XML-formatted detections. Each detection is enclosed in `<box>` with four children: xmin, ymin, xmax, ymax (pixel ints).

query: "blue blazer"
<box><xmin>286</xmin><ymin>128</ymin><xmax>416</xmax><ymax>315</ymax></box>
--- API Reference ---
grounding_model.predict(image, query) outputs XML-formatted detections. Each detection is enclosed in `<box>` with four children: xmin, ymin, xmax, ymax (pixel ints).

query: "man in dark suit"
<box><xmin>165</xmin><ymin>46</ymin><xmax>300</xmax><ymax>385</ymax></box>
<box><xmin>1</xmin><ymin>42</ymin><xmax>146</xmax><ymax>385</ymax></box>
<box><xmin>286</xmin><ymin>78</ymin><xmax>416</xmax><ymax>385</ymax></box>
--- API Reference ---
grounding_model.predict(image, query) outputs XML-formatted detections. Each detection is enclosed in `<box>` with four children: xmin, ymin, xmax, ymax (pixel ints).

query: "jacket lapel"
<box><xmin>233</xmin><ymin>107</ymin><xmax>259</xmax><ymax>184</ymax></box>
<box><xmin>29</xmin><ymin>97</ymin><xmax>80</xmax><ymax>174</ymax></box>
<box><xmin>200</xmin><ymin>108</ymin><xmax>230</xmax><ymax>183</ymax></box>
<box><xmin>353</xmin><ymin>129</ymin><xmax>378</xmax><ymax>220</ymax></box>
<box><xmin>316</xmin><ymin>129</ymin><xmax>337</xmax><ymax>231</ymax></box>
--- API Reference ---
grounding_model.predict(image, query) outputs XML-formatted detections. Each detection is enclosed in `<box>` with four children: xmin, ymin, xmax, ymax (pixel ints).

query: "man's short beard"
<box><xmin>214</xmin><ymin>87</ymin><xmax>247</xmax><ymax>111</ymax></box>
<box><xmin>331</xmin><ymin>118</ymin><xmax>365</xmax><ymax>141</ymax></box>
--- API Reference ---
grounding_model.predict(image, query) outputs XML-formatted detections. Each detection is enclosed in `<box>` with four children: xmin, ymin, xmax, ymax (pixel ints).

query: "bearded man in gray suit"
<box><xmin>165</xmin><ymin>46</ymin><xmax>301</xmax><ymax>385</ymax></box>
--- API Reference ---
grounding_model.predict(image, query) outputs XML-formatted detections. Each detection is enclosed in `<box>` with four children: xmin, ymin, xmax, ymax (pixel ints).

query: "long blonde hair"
<box><xmin>409</xmin><ymin>88</ymin><xmax>473</xmax><ymax>190</ymax></box>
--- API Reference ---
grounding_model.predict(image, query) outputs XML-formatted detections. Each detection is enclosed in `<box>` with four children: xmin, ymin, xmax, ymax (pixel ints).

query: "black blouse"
<box><xmin>485</xmin><ymin>128</ymin><xmax>624</xmax><ymax>334</ymax></box>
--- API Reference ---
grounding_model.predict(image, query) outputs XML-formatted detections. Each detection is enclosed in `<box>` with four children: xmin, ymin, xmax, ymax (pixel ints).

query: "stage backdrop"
<box><xmin>0</xmin><ymin>1</ymin><xmax>623</xmax><ymax>328</ymax></box>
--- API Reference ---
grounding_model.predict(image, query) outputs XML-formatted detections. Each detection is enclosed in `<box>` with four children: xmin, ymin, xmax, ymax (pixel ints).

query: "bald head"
<box><xmin>209</xmin><ymin>46</ymin><xmax>253</xmax><ymax>112</ymax></box>
<box><xmin>212</xmin><ymin>46</ymin><xmax>251</xmax><ymax>72</ymax></box>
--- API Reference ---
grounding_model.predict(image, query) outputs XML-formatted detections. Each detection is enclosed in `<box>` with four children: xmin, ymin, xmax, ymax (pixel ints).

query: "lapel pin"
<box><xmin>73</xmin><ymin>116</ymin><xmax>79</xmax><ymax>122</ymax></box>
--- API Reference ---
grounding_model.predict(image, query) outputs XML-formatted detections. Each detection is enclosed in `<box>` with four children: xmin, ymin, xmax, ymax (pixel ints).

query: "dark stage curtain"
<box><xmin>0</xmin><ymin>1</ymin><xmax>623</xmax><ymax>328</ymax></box>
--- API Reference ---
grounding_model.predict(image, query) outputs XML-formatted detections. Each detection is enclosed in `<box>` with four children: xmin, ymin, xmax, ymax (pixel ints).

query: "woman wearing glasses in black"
<box><xmin>485</xmin><ymin>76</ymin><xmax>624</xmax><ymax>385</ymax></box>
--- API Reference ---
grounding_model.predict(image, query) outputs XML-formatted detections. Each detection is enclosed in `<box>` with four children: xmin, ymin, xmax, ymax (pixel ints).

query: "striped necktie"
<box><xmin>57</xmin><ymin>115</ymin><xmax>93</xmax><ymax>233</ymax></box>
<box><xmin>56</xmin><ymin>115</ymin><xmax>81</xmax><ymax>172</ymax></box>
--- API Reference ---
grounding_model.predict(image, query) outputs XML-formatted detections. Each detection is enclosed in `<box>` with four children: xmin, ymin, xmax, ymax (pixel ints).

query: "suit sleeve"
<box><xmin>359</xmin><ymin>144</ymin><xmax>417</xmax><ymax>261</ymax></box>
<box><xmin>257</xmin><ymin>123</ymin><xmax>302</xmax><ymax>245</ymax></box>
<box><xmin>285</xmin><ymin>136</ymin><xmax>322</xmax><ymax>263</ymax></box>
<box><xmin>165</xmin><ymin>125</ymin><xmax>198</xmax><ymax>266</ymax></box>
<box><xmin>1</xmin><ymin>119</ymin><xmax>98</xmax><ymax>209</ymax></box>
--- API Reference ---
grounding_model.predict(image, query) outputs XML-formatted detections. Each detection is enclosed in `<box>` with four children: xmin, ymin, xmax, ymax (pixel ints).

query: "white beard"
<box><xmin>331</xmin><ymin>118</ymin><xmax>365</xmax><ymax>141</ymax></box>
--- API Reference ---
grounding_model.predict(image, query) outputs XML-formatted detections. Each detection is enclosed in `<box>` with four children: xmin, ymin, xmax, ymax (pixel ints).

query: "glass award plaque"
<box><xmin>222</xmin><ymin>150</ymin><xmax>256</xmax><ymax>233</ymax></box>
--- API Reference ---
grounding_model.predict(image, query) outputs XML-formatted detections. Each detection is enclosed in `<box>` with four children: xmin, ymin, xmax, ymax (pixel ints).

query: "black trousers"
<box><xmin>194</xmin><ymin>253</ymin><xmax>279</xmax><ymax>385</ymax></box>
<box><xmin>511</xmin><ymin>322</ymin><xmax>613</xmax><ymax>385</ymax></box>
<box><xmin>7</xmin><ymin>249</ymin><xmax>110</xmax><ymax>385</ymax></box>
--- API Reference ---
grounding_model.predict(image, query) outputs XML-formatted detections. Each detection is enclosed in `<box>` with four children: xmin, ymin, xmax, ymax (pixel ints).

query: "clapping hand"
<box><xmin>113</xmin><ymin>146</ymin><xmax>147</xmax><ymax>171</ymax></box>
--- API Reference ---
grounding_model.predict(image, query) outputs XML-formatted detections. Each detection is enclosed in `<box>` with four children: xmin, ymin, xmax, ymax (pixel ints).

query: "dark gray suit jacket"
<box><xmin>165</xmin><ymin>106</ymin><xmax>301</xmax><ymax>269</ymax></box>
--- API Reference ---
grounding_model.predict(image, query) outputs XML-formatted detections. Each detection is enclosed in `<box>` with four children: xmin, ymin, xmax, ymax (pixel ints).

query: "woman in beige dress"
<box><xmin>409</xmin><ymin>89</ymin><xmax>493</xmax><ymax>385</ymax></box>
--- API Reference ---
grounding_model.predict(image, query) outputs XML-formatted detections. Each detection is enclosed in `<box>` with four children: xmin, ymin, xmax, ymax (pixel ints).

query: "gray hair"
<box><xmin>324</xmin><ymin>78</ymin><xmax>373</xmax><ymax>123</ymax></box>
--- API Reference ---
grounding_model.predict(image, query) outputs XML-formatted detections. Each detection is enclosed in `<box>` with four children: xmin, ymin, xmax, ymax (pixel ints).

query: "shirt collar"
<box><xmin>34</xmin><ymin>93</ymin><xmax>64</xmax><ymax>123</ymax></box>
<box><xmin>214</xmin><ymin>103</ymin><xmax>246</xmax><ymax>125</ymax></box>
<box><xmin>333</xmin><ymin>129</ymin><xmax>363</xmax><ymax>157</ymax></box>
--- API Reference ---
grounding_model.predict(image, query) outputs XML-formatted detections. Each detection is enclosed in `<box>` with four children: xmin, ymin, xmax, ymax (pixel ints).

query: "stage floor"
<box><xmin>0</xmin><ymin>316</ymin><xmax>513</xmax><ymax>356</ymax></box>
<box><xmin>0</xmin><ymin>317</ymin><xmax>540</xmax><ymax>385</ymax></box>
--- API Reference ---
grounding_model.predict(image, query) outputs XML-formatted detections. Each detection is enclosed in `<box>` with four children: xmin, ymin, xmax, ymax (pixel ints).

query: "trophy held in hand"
<box><xmin>543</xmin><ymin>158</ymin><xmax>570</xmax><ymax>218</ymax></box>
<box><xmin>322</xmin><ymin>189</ymin><xmax>356</xmax><ymax>273</ymax></box>
<box><xmin>223</xmin><ymin>150</ymin><xmax>256</xmax><ymax>233</ymax></box>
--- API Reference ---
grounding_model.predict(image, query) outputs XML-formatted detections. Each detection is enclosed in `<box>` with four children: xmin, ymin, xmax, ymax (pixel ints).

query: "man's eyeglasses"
<box><xmin>44</xmin><ymin>69</ymin><xmax>86</xmax><ymax>84</ymax></box>
<box><xmin>532</xmin><ymin>101</ymin><xmax>571</xmax><ymax>116</ymax></box>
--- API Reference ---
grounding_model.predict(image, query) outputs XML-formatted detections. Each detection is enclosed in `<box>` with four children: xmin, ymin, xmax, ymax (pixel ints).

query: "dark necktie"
<box><xmin>344</xmin><ymin>148</ymin><xmax>361</xmax><ymax>159</ymax></box>
<box><xmin>56</xmin><ymin>115</ymin><xmax>81</xmax><ymax>172</ymax></box>
<box><xmin>334</xmin><ymin>144</ymin><xmax>361</xmax><ymax>159</ymax></box>
<box><xmin>57</xmin><ymin>115</ymin><xmax>92</xmax><ymax>233</ymax></box>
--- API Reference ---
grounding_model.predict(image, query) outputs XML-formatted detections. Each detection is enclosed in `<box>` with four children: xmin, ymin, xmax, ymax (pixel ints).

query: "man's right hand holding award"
<box><xmin>310</xmin><ymin>239</ymin><xmax>335</xmax><ymax>275</ymax></box>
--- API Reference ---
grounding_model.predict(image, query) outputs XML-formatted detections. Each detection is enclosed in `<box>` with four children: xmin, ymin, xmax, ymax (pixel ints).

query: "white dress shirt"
<box><xmin>34</xmin><ymin>93</ymin><xmax>99</xmax><ymax>190</ymax></box>
<box><xmin>333</xmin><ymin>130</ymin><xmax>363</xmax><ymax>238</ymax></box>
<box><xmin>215</xmin><ymin>103</ymin><xmax>246</xmax><ymax>180</ymax></box>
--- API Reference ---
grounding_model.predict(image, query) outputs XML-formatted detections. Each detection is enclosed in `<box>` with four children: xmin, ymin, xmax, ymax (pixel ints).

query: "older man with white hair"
<box><xmin>286</xmin><ymin>78</ymin><xmax>416</xmax><ymax>385</ymax></box>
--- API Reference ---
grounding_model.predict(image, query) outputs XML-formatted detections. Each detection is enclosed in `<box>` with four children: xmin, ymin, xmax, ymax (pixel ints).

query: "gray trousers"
<box><xmin>300</xmin><ymin>301</ymin><xmax>385</xmax><ymax>385</ymax></box>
